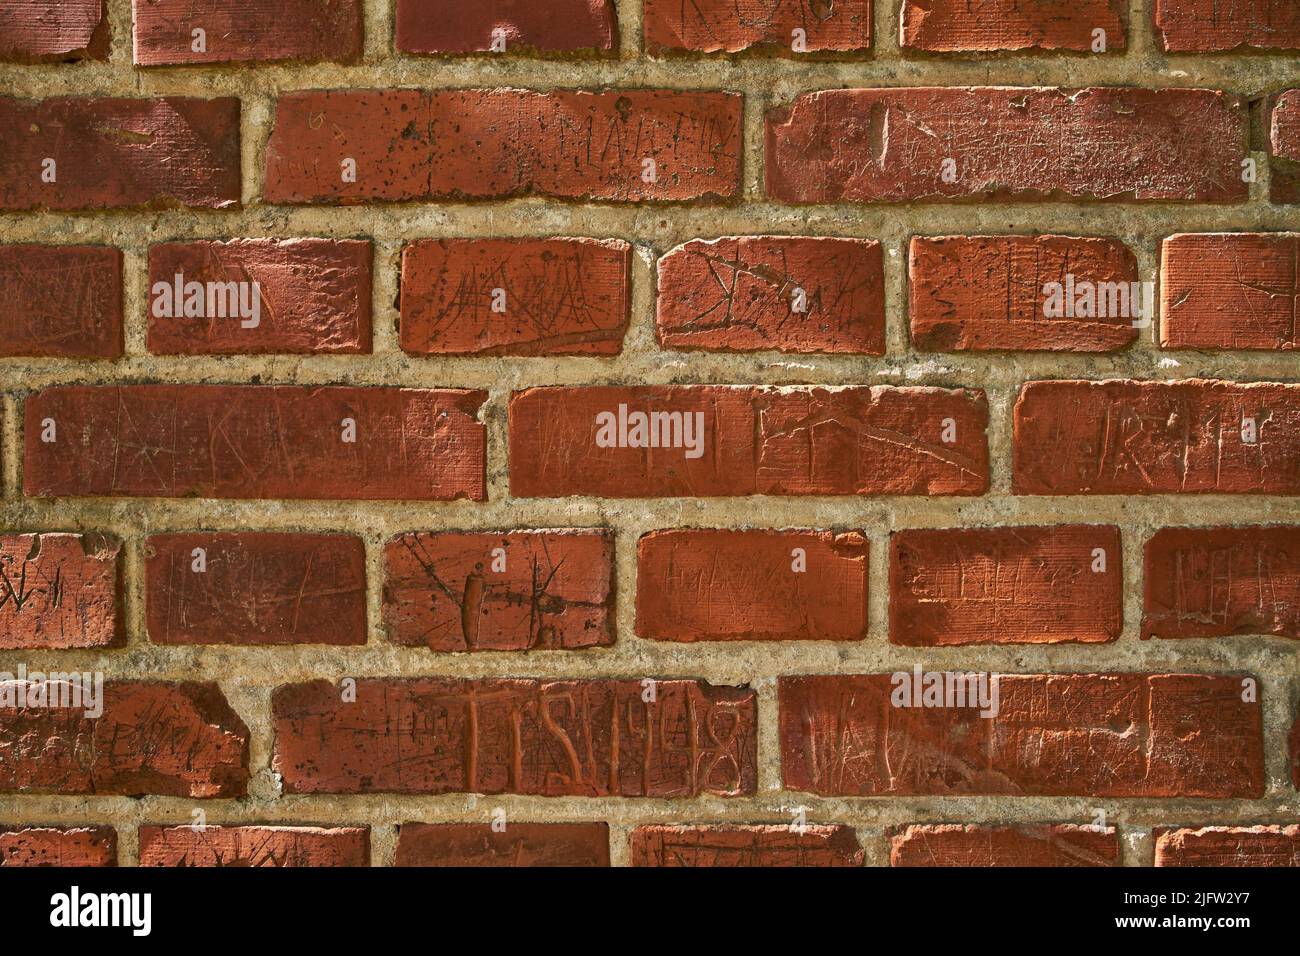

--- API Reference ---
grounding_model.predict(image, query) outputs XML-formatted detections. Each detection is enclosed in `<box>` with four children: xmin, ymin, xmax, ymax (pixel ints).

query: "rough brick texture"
<box><xmin>643</xmin><ymin>0</ymin><xmax>871</xmax><ymax>54</ymax></box>
<box><xmin>509</xmin><ymin>386</ymin><xmax>989</xmax><ymax>498</ymax></box>
<box><xmin>396</xmin><ymin>0</ymin><xmax>617</xmax><ymax>54</ymax></box>
<box><xmin>25</xmin><ymin>385</ymin><xmax>487</xmax><ymax>501</ymax></box>
<box><xmin>901</xmin><ymin>0</ymin><xmax>1126</xmax><ymax>52</ymax></box>
<box><xmin>0</xmin><ymin>533</ymin><xmax>121</xmax><ymax>649</ymax></box>
<box><xmin>0</xmin><ymin>1</ymin><xmax>108</xmax><ymax>62</ymax></box>
<box><xmin>0</xmin><ymin>826</ymin><xmax>116</xmax><ymax>867</ymax></box>
<box><xmin>145</xmin><ymin>533</ymin><xmax>368</xmax><ymax>646</ymax></box>
<box><xmin>0</xmin><ymin>97</ymin><xmax>241</xmax><ymax>211</ymax></box>
<box><xmin>400</xmin><ymin>238</ymin><xmax>630</xmax><ymax>356</ymax></box>
<box><xmin>0</xmin><ymin>681</ymin><xmax>249</xmax><ymax>798</ymax></box>
<box><xmin>889</xmin><ymin>824</ymin><xmax>1120</xmax><ymax>867</ymax></box>
<box><xmin>138</xmin><ymin>825</ymin><xmax>369</xmax><ymax>867</ymax></box>
<box><xmin>631</xmin><ymin>825</ymin><xmax>863</xmax><ymax>867</ymax></box>
<box><xmin>1160</xmin><ymin>234</ymin><xmax>1300</xmax><ymax>350</ymax></box>
<box><xmin>656</xmin><ymin>237</ymin><xmax>885</xmax><ymax>354</ymax></box>
<box><xmin>766</xmin><ymin>88</ymin><xmax>1246</xmax><ymax>203</ymax></box>
<box><xmin>147</xmin><ymin>238</ymin><xmax>372</xmax><ymax>355</ymax></box>
<box><xmin>636</xmin><ymin>529</ymin><xmax>869</xmax><ymax>642</ymax></box>
<box><xmin>383</xmin><ymin>530</ymin><xmax>615</xmax><ymax>651</ymax></box>
<box><xmin>0</xmin><ymin>245</ymin><xmax>121</xmax><ymax>358</ymax></box>
<box><xmin>780</xmin><ymin>673</ymin><xmax>1263</xmax><ymax>797</ymax></box>
<box><xmin>264</xmin><ymin>89</ymin><xmax>741</xmax><ymax>204</ymax></box>
<box><xmin>272</xmin><ymin>678</ymin><xmax>757</xmax><ymax>796</ymax></box>
<box><xmin>1155</xmin><ymin>826</ymin><xmax>1300</xmax><ymax>866</ymax></box>
<box><xmin>1143</xmin><ymin>526</ymin><xmax>1300</xmax><ymax>641</ymax></box>
<box><xmin>132</xmin><ymin>0</ymin><xmax>363</xmax><ymax>65</ymax></box>
<box><xmin>909</xmin><ymin>236</ymin><xmax>1140</xmax><ymax>353</ymax></box>
<box><xmin>1156</xmin><ymin>0</ymin><xmax>1300</xmax><ymax>51</ymax></box>
<box><xmin>889</xmin><ymin>526</ymin><xmax>1123</xmax><ymax>646</ymax></box>
<box><xmin>395</xmin><ymin>823</ymin><xmax>610</xmax><ymax>866</ymax></box>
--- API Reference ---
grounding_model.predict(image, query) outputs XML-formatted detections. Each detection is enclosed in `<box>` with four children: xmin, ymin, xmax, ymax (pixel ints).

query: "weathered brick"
<box><xmin>132</xmin><ymin>0</ymin><xmax>363</xmax><ymax>65</ymax></box>
<box><xmin>383</xmin><ymin>530</ymin><xmax>614</xmax><ymax>651</ymax></box>
<box><xmin>0</xmin><ymin>1</ymin><xmax>108</xmax><ymax>62</ymax></box>
<box><xmin>138</xmin><ymin>825</ymin><xmax>369</xmax><ymax>867</ymax></box>
<box><xmin>890</xmin><ymin>824</ymin><xmax>1120</xmax><ymax>867</ymax></box>
<box><xmin>145</xmin><ymin>533</ymin><xmax>367</xmax><ymax>646</ymax></box>
<box><xmin>147</xmin><ymin>239</ymin><xmax>372</xmax><ymax>355</ymax></box>
<box><xmin>909</xmin><ymin>236</ymin><xmax>1140</xmax><ymax>353</ymax></box>
<box><xmin>1272</xmin><ymin>90</ymin><xmax>1300</xmax><ymax>203</ymax></box>
<box><xmin>1143</xmin><ymin>526</ymin><xmax>1300</xmax><ymax>641</ymax></box>
<box><xmin>0</xmin><ymin>533</ymin><xmax>120</xmax><ymax>650</ymax></box>
<box><xmin>396</xmin><ymin>0</ymin><xmax>616</xmax><ymax>54</ymax></box>
<box><xmin>509</xmin><ymin>385</ymin><xmax>989</xmax><ymax>498</ymax></box>
<box><xmin>272</xmin><ymin>678</ymin><xmax>757</xmax><ymax>796</ymax></box>
<box><xmin>1156</xmin><ymin>0</ymin><xmax>1300</xmax><ymax>51</ymax></box>
<box><xmin>779</xmin><ymin>673</ymin><xmax>1263</xmax><ymax>797</ymax></box>
<box><xmin>631</xmin><ymin>824</ymin><xmax>863</xmax><ymax>867</ymax></box>
<box><xmin>636</xmin><ymin>529</ymin><xmax>868</xmax><ymax>642</ymax></box>
<box><xmin>0</xmin><ymin>245</ymin><xmax>122</xmax><ymax>358</ymax></box>
<box><xmin>900</xmin><ymin>0</ymin><xmax>1125</xmax><ymax>52</ymax></box>
<box><xmin>395</xmin><ymin>823</ymin><xmax>610</xmax><ymax>866</ymax></box>
<box><xmin>1155</xmin><ymin>826</ymin><xmax>1300</xmax><ymax>866</ymax></box>
<box><xmin>643</xmin><ymin>0</ymin><xmax>870</xmax><ymax>54</ymax></box>
<box><xmin>1292</xmin><ymin>714</ymin><xmax>1299</xmax><ymax>788</ymax></box>
<box><xmin>25</xmin><ymin>385</ymin><xmax>487</xmax><ymax>501</ymax></box>
<box><xmin>0</xmin><ymin>681</ymin><xmax>249</xmax><ymax>798</ymax></box>
<box><xmin>890</xmin><ymin>526</ymin><xmax>1123</xmax><ymax>646</ymax></box>
<box><xmin>656</xmin><ymin>236</ymin><xmax>885</xmax><ymax>354</ymax></box>
<box><xmin>1160</xmin><ymin>234</ymin><xmax>1300</xmax><ymax>350</ymax></box>
<box><xmin>265</xmin><ymin>89</ymin><xmax>741</xmax><ymax>204</ymax></box>
<box><xmin>400</xmin><ymin>238</ymin><xmax>630</xmax><ymax>356</ymax></box>
<box><xmin>0</xmin><ymin>826</ymin><xmax>116</xmax><ymax>867</ymax></box>
<box><xmin>766</xmin><ymin>88</ymin><xmax>1246</xmax><ymax>203</ymax></box>
<box><xmin>0</xmin><ymin>97</ymin><xmax>240</xmax><ymax>211</ymax></box>
<box><xmin>1014</xmin><ymin>380</ymin><xmax>1300</xmax><ymax>495</ymax></box>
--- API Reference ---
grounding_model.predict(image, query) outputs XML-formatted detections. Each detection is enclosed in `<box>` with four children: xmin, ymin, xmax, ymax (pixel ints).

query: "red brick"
<box><xmin>147</xmin><ymin>239</ymin><xmax>372</xmax><ymax>355</ymax></box>
<box><xmin>766</xmin><ymin>88</ymin><xmax>1246</xmax><ymax>203</ymax></box>
<box><xmin>656</xmin><ymin>236</ymin><xmax>885</xmax><ymax>354</ymax></box>
<box><xmin>396</xmin><ymin>0</ymin><xmax>616</xmax><ymax>54</ymax></box>
<box><xmin>1156</xmin><ymin>0</ymin><xmax>1300</xmax><ymax>51</ymax></box>
<box><xmin>0</xmin><ymin>97</ymin><xmax>240</xmax><ymax>211</ymax></box>
<box><xmin>395</xmin><ymin>823</ymin><xmax>610</xmax><ymax>866</ymax></box>
<box><xmin>890</xmin><ymin>824</ymin><xmax>1119</xmax><ymax>867</ymax></box>
<box><xmin>24</xmin><ymin>385</ymin><xmax>487</xmax><ymax>501</ymax></box>
<box><xmin>509</xmin><ymin>386</ymin><xmax>989</xmax><ymax>498</ymax></box>
<box><xmin>909</xmin><ymin>236</ymin><xmax>1140</xmax><ymax>353</ymax></box>
<box><xmin>1014</xmin><ymin>380</ymin><xmax>1300</xmax><ymax>495</ymax></box>
<box><xmin>1155</xmin><ymin>826</ymin><xmax>1300</xmax><ymax>866</ymax></box>
<box><xmin>643</xmin><ymin>0</ymin><xmax>870</xmax><ymax>54</ymax></box>
<box><xmin>139</xmin><ymin>825</ymin><xmax>369</xmax><ymax>867</ymax></box>
<box><xmin>636</xmin><ymin>529</ymin><xmax>868</xmax><ymax>642</ymax></box>
<box><xmin>1142</xmin><ymin>527</ymin><xmax>1300</xmax><ymax>641</ymax></box>
<box><xmin>0</xmin><ymin>681</ymin><xmax>249</xmax><ymax>798</ymax></box>
<box><xmin>890</xmin><ymin>526</ymin><xmax>1122</xmax><ymax>646</ymax></box>
<box><xmin>0</xmin><ymin>1</ymin><xmax>107</xmax><ymax>62</ymax></box>
<box><xmin>1161</xmin><ymin>234</ymin><xmax>1300</xmax><ymax>350</ymax></box>
<box><xmin>779</xmin><ymin>673</ymin><xmax>1263</xmax><ymax>797</ymax></box>
<box><xmin>1272</xmin><ymin>91</ymin><xmax>1300</xmax><ymax>203</ymax></box>
<box><xmin>0</xmin><ymin>245</ymin><xmax>122</xmax><ymax>358</ymax></box>
<box><xmin>0</xmin><ymin>533</ymin><xmax>120</xmax><ymax>650</ymax></box>
<box><xmin>0</xmin><ymin>826</ymin><xmax>116</xmax><ymax>867</ymax></box>
<box><xmin>272</xmin><ymin>678</ymin><xmax>757</xmax><ymax>796</ymax></box>
<box><xmin>146</xmin><ymin>533</ymin><xmax>367</xmax><ymax>646</ymax></box>
<box><xmin>383</xmin><ymin>530</ymin><xmax>614</xmax><ymax>651</ymax></box>
<box><xmin>132</xmin><ymin>0</ymin><xmax>362</xmax><ymax>65</ymax></box>
<box><xmin>631</xmin><ymin>825</ymin><xmax>863</xmax><ymax>867</ymax></box>
<box><xmin>399</xmin><ymin>238</ymin><xmax>630</xmax><ymax>356</ymax></box>
<box><xmin>264</xmin><ymin>89</ymin><xmax>741</xmax><ymax>204</ymax></box>
<box><xmin>901</xmin><ymin>0</ymin><xmax>1125</xmax><ymax>52</ymax></box>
